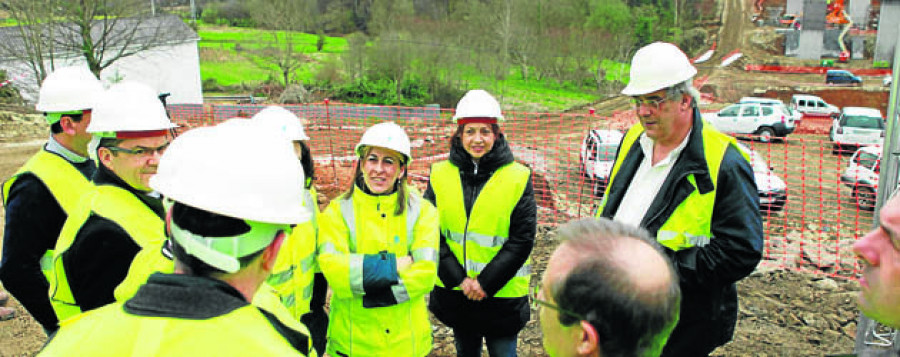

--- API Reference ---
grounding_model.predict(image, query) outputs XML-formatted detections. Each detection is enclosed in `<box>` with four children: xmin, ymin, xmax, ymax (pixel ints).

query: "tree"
<box><xmin>0</xmin><ymin>0</ymin><xmax>187</xmax><ymax>86</ymax></box>
<box><xmin>247</xmin><ymin>0</ymin><xmax>317</xmax><ymax>86</ymax></box>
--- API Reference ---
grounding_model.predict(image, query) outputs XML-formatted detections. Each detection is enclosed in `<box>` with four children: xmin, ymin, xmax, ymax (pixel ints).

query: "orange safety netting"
<box><xmin>169</xmin><ymin>101</ymin><xmax>869</xmax><ymax>280</ymax></box>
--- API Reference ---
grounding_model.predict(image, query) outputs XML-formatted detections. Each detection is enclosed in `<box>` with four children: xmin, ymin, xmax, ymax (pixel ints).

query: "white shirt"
<box><xmin>612</xmin><ymin>131</ymin><xmax>691</xmax><ymax>227</ymax></box>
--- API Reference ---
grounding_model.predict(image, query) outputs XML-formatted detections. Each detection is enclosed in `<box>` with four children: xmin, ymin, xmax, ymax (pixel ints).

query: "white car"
<box><xmin>737</xmin><ymin>143</ymin><xmax>787</xmax><ymax>212</ymax></box>
<box><xmin>703</xmin><ymin>102</ymin><xmax>796</xmax><ymax>142</ymax></box>
<box><xmin>885</xmin><ymin>75</ymin><xmax>893</xmax><ymax>87</ymax></box>
<box><xmin>791</xmin><ymin>94</ymin><xmax>840</xmax><ymax>117</ymax></box>
<box><xmin>840</xmin><ymin>145</ymin><xmax>881</xmax><ymax>211</ymax></box>
<box><xmin>830</xmin><ymin>106</ymin><xmax>885</xmax><ymax>153</ymax></box>
<box><xmin>740</xmin><ymin>96</ymin><xmax>802</xmax><ymax>124</ymax></box>
<box><xmin>580</xmin><ymin>129</ymin><xmax>623</xmax><ymax>197</ymax></box>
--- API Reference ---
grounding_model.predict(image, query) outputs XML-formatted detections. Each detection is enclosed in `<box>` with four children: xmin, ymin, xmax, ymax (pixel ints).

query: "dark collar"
<box><xmin>449</xmin><ymin>133</ymin><xmax>515</xmax><ymax>179</ymax></box>
<box><xmin>124</xmin><ymin>273</ymin><xmax>248</xmax><ymax>319</ymax></box>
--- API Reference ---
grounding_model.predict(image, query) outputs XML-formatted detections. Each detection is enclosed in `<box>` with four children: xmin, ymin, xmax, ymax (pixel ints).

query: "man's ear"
<box><xmin>59</xmin><ymin>116</ymin><xmax>78</xmax><ymax>135</ymax></box>
<box><xmin>97</xmin><ymin>147</ymin><xmax>114</xmax><ymax>169</ymax></box>
<box><xmin>576</xmin><ymin>320</ymin><xmax>600</xmax><ymax>356</ymax></box>
<box><xmin>261</xmin><ymin>232</ymin><xmax>286</xmax><ymax>272</ymax></box>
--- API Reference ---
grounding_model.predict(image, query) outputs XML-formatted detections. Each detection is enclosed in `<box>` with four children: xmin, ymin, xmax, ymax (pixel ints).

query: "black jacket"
<box><xmin>424</xmin><ymin>134</ymin><xmax>537</xmax><ymax>337</ymax></box>
<box><xmin>62</xmin><ymin>164</ymin><xmax>165</xmax><ymax>312</ymax></box>
<box><xmin>0</xmin><ymin>146</ymin><xmax>95</xmax><ymax>332</ymax></box>
<box><xmin>599</xmin><ymin>110</ymin><xmax>763</xmax><ymax>355</ymax></box>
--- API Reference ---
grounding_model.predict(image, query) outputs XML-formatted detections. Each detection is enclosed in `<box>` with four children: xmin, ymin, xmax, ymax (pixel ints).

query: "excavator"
<box><xmin>826</xmin><ymin>0</ymin><xmax>852</xmax><ymax>62</ymax></box>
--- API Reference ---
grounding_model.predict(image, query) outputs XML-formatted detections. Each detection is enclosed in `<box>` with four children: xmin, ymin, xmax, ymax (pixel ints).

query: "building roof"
<box><xmin>0</xmin><ymin>14</ymin><xmax>199</xmax><ymax>59</ymax></box>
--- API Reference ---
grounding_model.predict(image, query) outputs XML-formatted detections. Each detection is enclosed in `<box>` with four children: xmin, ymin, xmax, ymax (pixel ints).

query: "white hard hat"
<box><xmin>621</xmin><ymin>42</ymin><xmax>697</xmax><ymax>96</ymax></box>
<box><xmin>354</xmin><ymin>121</ymin><xmax>411</xmax><ymax>162</ymax></box>
<box><xmin>452</xmin><ymin>89</ymin><xmax>505</xmax><ymax>123</ymax></box>
<box><xmin>35</xmin><ymin>66</ymin><xmax>104</xmax><ymax>121</ymax></box>
<box><xmin>252</xmin><ymin>106</ymin><xmax>309</xmax><ymax>141</ymax></box>
<box><xmin>151</xmin><ymin>118</ymin><xmax>311</xmax><ymax>273</ymax></box>
<box><xmin>87</xmin><ymin>81</ymin><xmax>177</xmax><ymax>137</ymax></box>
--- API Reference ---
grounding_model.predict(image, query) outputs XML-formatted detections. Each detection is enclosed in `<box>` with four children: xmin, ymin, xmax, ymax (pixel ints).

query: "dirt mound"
<box><xmin>0</xmin><ymin>110</ymin><xmax>46</xmax><ymax>142</ymax></box>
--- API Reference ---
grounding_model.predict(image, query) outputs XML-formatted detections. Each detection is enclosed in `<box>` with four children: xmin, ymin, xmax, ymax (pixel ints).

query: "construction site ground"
<box><xmin>0</xmin><ymin>0</ymin><xmax>895</xmax><ymax>353</ymax></box>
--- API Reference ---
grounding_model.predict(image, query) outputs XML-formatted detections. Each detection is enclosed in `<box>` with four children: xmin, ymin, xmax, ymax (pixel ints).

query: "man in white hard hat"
<box><xmin>595</xmin><ymin>42</ymin><xmax>762</xmax><ymax>356</ymax></box>
<box><xmin>40</xmin><ymin>119</ymin><xmax>315</xmax><ymax>356</ymax></box>
<box><xmin>0</xmin><ymin>66</ymin><xmax>103</xmax><ymax>332</ymax></box>
<box><xmin>47</xmin><ymin>81</ymin><xmax>177</xmax><ymax>322</ymax></box>
<box><xmin>537</xmin><ymin>218</ymin><xmax>680</xmax><ymax>357</ymax></box>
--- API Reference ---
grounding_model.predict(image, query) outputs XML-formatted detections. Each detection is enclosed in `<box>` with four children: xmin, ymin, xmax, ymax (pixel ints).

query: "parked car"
<box><xmin>580</xmin><ymin>131</ymin><xmax>787</xmax><ymax>213</ymax></box>
<box><xmin>885</xmin><ymin>75</ymin><xmax>893</xmax><ymax>87</ymax></box>
<box><xmin>737</xmin><ymin>143</ymin><xmax>787</xmax><ymax>213</ymax></box>
<box><xmin>830</xmin><ymin>106</ymin><xmax>885</xmax><ymax>153</ymax></box>
<box><xmin>840</xmin><ymin>145</ymin><xmax>881</xmax><ymax>211</ymax></box>
<box><xmin>580</xmin><ymin>129</ymin><xmax>623</xmax><ymax>197</ymax></box>
<box><xmin>826</xmin><ymin>69</ymin><xmax>862</xmax><ymax>86</ymax></box>
<box><xmin>791</xmin><ymin>94</ymin><xmax>840</xmax><ymax>117</ymax></box>
<box><xmin>703</xmin><ymin>102</ymin><xmax>795</xmax><ymax>142</ymax></box>
<box><xmin>740</xmin><ymin>96</ymin><xmax>802</xmax><ymax>124</ymax></box>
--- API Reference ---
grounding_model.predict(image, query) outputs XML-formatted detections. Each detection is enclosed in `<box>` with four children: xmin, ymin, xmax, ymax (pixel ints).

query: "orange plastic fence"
<box><xmin>168</xmin><ymin>101</ymin><xmax>870</xmax><ymax>280</ymax></box>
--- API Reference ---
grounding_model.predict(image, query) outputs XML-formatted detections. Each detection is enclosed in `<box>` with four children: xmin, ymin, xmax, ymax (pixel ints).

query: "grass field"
<box><xmin>198</xmin><ymin>24</ymin><xmax>347</xmax><ymax>87</ymax></box>
<box><xmin>198</xmin><ymin>23</ymin><xmax>606</xmax><ymax>111</ymax></box>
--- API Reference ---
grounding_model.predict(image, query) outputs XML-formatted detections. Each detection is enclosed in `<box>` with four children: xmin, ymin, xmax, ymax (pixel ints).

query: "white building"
<box><xmin>0</xmin><ymin>14</ymin><xmax>202</xmax><ymax>105</ymax></box>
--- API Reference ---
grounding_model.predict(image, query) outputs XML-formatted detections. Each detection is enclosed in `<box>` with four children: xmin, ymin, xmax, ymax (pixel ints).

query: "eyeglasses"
<box><xmin>530</xmin><ymin>282</ymin><xmax>585</xmax><ymax>322</ymax></box>
<box><xmin>630</xmin><ymin>95</ymin><xmax>668</xmax><ymax>111</ymax></box>
<box><xmin>106</xmin><ymin>142</ymin><xmax>170</xmax><ymax>157</ymax></box>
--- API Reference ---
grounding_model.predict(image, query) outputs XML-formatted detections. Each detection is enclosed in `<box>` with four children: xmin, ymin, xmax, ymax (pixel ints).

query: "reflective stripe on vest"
<box><xmin>597</xmin><ymin>122</ymin><xmax>744</xmax><ymax>251</ymax></box>
<box><xmin>49</xmin><ymin>185</ymin><xmax>165</xmax><ymax>321</ymax></box>
<box><xmin>336</xmin><ymin>194</ymin><xmax>426</xmax><ymax>301</ymax></box>
<box><xmin>430</xmin><ymin>160</ymin><xmax>532</xmax><ymax>298</ymax></box>
<box><xmin>2</xmin><ymin>149</ymin><xmax>93</xmax><ymax>280</ymax></box>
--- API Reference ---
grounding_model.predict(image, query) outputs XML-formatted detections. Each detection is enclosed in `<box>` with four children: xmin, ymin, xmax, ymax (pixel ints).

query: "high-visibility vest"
<box><xmin>2</xmin><ymin>149</ymin><xmax>93</xmax><ymax>280</ymax></box>
<box><xmin>268</xmin><ymin>186</ymin><xmax>321</xmax><ymax>320</ymax></box>
<box><xmin>317</xmin><ymin>188</ymin><xmax>439</xmax><ymax>357</ymax></box>
<box><xmin>39</xmin><ymin>290</ymin><xmax>313</xmax><ymax>356</ymax></box>
<box><xmin>49</xmin><ymin>185</ymin><xmax>165</xmax><ymax>321</ymax></box>
<box><xmin>597</xmin><ymin>123</ymin><xmax>744</xmax><ymax>251</ymax></box>
<box><xmin>430</xmin><ymin>160</ymin><xmax>532</xmax><ymax>298</ymax></box>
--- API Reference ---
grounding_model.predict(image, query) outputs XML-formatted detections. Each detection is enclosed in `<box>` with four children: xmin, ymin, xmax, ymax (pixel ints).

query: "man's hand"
<box><xmin>460</xmin><ymin>277</ymin><xmax>486</xmax><ymax>301</ymax></box>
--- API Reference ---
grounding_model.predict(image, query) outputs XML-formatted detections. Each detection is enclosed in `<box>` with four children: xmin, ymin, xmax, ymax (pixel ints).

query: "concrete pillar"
<box><xmin>786</xmin><ymin>0</ymin><xmax>803</xmax><ymax>15</ymax></box>
<box><xmin>798</xmin><ymin>30</ymin><xmax>826</xmax><ymax>59</ymax></box>
<box><xmin>803</xmin><ymin>0</ymin><xmax>828</xmax><ymax>31</ymax></box>
<box><xmin>874</xmin><ymin>0</ymin><xmax>900</xmax><ymax>66</ymax></box>
<box><xmin>848</xmin><ymin>0</ymin><xmax>870</xmax><ymax>29</ymax></box>
<box><xmin>851</xmin><ymin>36</ymin><xmax>866</xmax><ymax>59</ymax></box>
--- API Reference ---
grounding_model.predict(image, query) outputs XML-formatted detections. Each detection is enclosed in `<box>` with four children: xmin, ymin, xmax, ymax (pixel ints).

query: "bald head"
<box><xmin>546</xmin><ymin>218</ymin><xmax>680</xmax><ymax>357</ymax></box>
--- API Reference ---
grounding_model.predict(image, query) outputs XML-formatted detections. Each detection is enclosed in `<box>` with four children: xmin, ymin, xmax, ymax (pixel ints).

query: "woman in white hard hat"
<box><xmin>425</xmin><ymin>89</ymin><xmax>536</xmax><ymax>357</ymax></box>
<box><xmin>253</xmin><ymin>106</ymin><xmax>328</xmax><ymax>356</ymax></box>
<box><xmin>317</xmin><ymin>121</ymin><xmax>439</xmax><ymax>357</ymax></box>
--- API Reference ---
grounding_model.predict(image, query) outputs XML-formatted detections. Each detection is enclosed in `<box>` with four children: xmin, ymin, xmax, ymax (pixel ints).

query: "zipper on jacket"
<box><xmin>646</xmin><ymin>168</ymin><xmax>703</xmax><ymax>226</ymax></box>
<box><xmin>461</xmin><ymin>161</ymin><xmax>479</xmax><ymax>274</ymax></box>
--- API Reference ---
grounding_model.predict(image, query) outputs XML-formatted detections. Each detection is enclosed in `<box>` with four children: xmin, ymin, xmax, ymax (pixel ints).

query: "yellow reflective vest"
<box><xmin>2</xmin><ymin>149</ymin><xmax>93</xmax><ymax>279</ymax></box>
<box><xmin>49</xmin><ymin>185</ymin><xmax>166</xmax><ymax>321</ymax></box>
<box><xmin>429</xmin><ymin>160</ymin><xmax>532</xmax><ymax>298</ymax></box>
<box><xmin>39</xmin><ymin>281</ymin><xmax>314</xmax><ymax>356</ymax></box>
<box><xmin>268</xmin><ymin>186</ymin><xmax>321</xmax><ymax>320</ymax></box>
<box><xmin>317</xmin><ymin>187</ymin><xmax>439</xmax><ymax>357</ymax></box>
<box><xmin>596</xmin><ymin>122</ymin><xmax>744</xmax><ymax>251</ymax></box>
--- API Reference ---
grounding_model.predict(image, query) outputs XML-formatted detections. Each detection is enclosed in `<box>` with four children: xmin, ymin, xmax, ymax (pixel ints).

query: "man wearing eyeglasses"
<box><xmin>1</xmin><ymin>66</ymin><xmax>103</xmax><ymax>333</ymax></box>
<box><xmin>535</xmin><ymin>218</ymin><xmax>681</xmax><ymax>357</ymax></box>
<box><xmin>854</xmin><ymin>190</ymin><xmax>900</xmax><ymax>328</ymax></box>
<box><xmin>595</xmin><ymin>42</ymin><xmax>762</xmax><ymax>356</ymax></box>
<box><xmin>47</xmin><ymin>81</ymin><xmax>177</xmax><ymax>322</ymax></box>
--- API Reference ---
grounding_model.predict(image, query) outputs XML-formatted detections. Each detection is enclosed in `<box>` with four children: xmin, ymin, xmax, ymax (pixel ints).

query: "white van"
<box><xmin>580</xmin><ymin>129</ymin><xmax>623</xmax><ymax>197</ymax></box>
<box><xmin>740</xmin><ymin>97</ymin><xmax>802</xmax><ymax>123</ymax></box>
<box><xmin>790</xmin><ymin>94</ymin><xmax>840</xmax><ymax>117</ymax></box>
